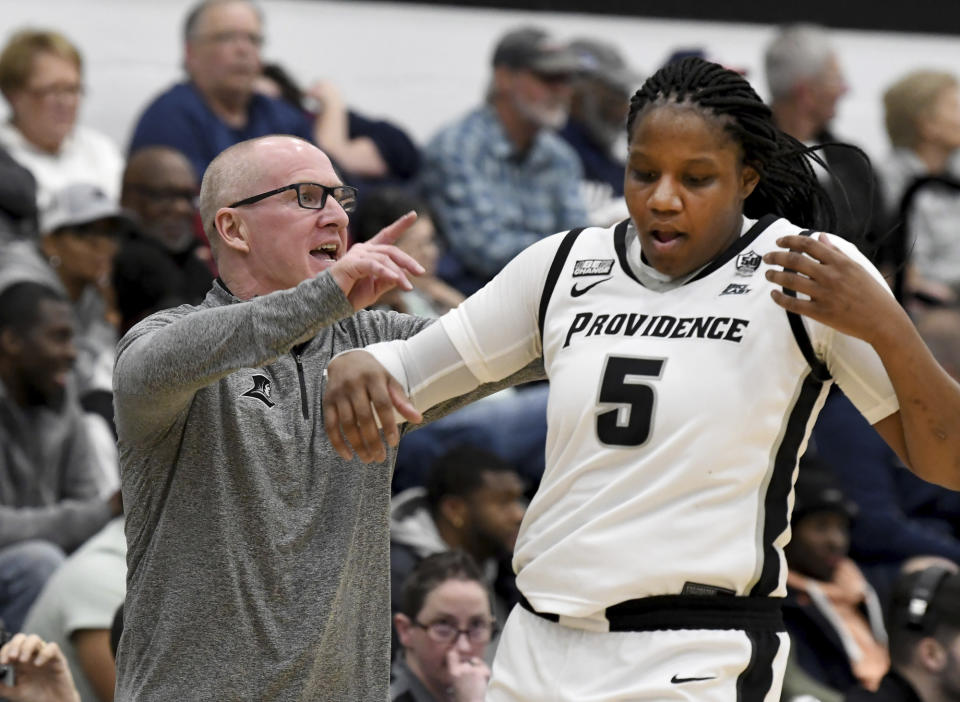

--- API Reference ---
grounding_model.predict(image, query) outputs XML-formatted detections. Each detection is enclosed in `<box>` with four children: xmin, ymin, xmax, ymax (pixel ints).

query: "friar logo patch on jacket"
<box><xmin>241</xmin><ymin>374</ymin><xmax>275</xmax><ymax>408</ymax></box>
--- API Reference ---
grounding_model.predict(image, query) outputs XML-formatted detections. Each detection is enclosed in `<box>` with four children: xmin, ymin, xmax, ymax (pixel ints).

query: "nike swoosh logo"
<box><xmin>570</xmin><ymin>276</ymin><xmax>612</xmax><ymax>297</ymax></box>
<box><xmin>670</xmin><ymin>675</ymin><xmax>716</xmax><ymax>684</ymax></box>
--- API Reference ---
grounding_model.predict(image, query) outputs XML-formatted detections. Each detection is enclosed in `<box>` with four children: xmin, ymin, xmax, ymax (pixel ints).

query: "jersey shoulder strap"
<box><xmin>538</xmin><ymin>227</ymin><xmax>586</xmax><ymax>343</ymax></box>
<box><xmin>785</xmin><ymin>229</ymin><xmax>832</xmax><ymax>382</ymax></box>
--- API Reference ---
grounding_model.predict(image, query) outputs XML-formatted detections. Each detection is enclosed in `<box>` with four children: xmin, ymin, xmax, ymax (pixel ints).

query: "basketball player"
<box><xmin>323</xmin><ymin>58</ymin><xmax>960</xmax><ymax>701</ymax></box>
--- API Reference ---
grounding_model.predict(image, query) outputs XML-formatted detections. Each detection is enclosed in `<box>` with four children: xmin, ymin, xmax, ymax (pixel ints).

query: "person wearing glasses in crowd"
<box><xmin>118</xmin><ymin>146</ymin><xmax>213</xmax><ymax>308</ymax></box>
<box><xmin>128</xmin><ymin>0</ymin><xmax>314</xmax><ymax>180</ymax></box>
<box><xmin>0</xmin><ymin>29</ymin><xmax>123</xmax><ymax>218</ymax></box>
<box><xmin>392</xmin><ymin>552</ymin><xmax>495</xmax><ymax>702</ymax></box>
<box><xmin>112</xmin><ymin>134</ymin><xmax>540</xmax><ymax>701</ymax></box>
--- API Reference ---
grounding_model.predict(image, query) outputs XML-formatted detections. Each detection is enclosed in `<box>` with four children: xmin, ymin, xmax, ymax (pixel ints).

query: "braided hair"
<box><xmin>626</xmin><ymin>56</ymin><xmax>836</xmax><ymax>232</ymax></box>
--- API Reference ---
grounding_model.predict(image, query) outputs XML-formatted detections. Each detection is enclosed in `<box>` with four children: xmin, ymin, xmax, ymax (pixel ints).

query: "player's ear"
<box><xmin>740</xmin><ymin>163</ymin><xmax>760</xmax><ymax>201</ymax></box>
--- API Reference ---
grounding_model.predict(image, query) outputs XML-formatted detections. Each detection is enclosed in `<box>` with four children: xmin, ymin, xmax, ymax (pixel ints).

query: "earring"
<box><xmin>48</xmin><ymin>255</ymin><xmax>61</xmax><ymax>269</ymax></box>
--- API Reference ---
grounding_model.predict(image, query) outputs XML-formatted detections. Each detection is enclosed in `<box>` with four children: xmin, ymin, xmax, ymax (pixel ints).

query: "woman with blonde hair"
<box><xmin>0</xmin><ymin>30</ymin><xmax>123</xmax><ymax>217</ymax></box>
<box><xmin>880</xmin><ymin>70</ymin><xmax>960</xmax><ymax>306</ymax></box>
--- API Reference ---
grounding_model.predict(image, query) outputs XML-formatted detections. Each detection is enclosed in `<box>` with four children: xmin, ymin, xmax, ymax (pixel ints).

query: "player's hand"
<box><xmin>323</xmin><ymin>350</ymin><xmax>422</xmax><ymax>463</ymax></box>
<box><xmin>763</xmin><ymin>233</ymin><xmax>910</xmax><ymax>347</ymax></box>
<box><xmin>328</xmin><ymin>212</ymin><xmax>425</xmax><ymax>311</ymax></box>
<box><xmin>446</xmin><ymin>650</ymin><xmax>490</xmax><ymax>702</ymax></box>
<box><xmin>0</xmin><ymin>633</ymin><xmax>80</xmax><ymax>702</ymax></box>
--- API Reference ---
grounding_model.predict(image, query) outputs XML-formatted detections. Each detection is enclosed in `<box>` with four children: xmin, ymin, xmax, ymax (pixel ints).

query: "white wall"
<box><xmin>4</xmin><ymin>0</ymin><xmax>960</xmax><ymax>163</ymax></box>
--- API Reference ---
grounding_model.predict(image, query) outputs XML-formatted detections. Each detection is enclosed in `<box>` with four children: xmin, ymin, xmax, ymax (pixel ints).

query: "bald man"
<box><xmin>122</xmin><ymin>146</ymin><xmax>200</xmax><ymax>254</ymax></box>
<box><xmin>119</xmin><ymin>146</ymin><xmax>213</xmax><ymax>306</ymax></box>
<box><xmin>111</xmin><ymin>135</ymin><xmax>542</xmax><ymax>701</ymax></box>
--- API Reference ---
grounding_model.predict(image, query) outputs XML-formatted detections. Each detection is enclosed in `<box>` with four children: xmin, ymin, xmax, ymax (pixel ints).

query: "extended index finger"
<box><xmin>361</xmin><ymin>243</ymin><xmax>426</xmax><ymax>277</ymax></box>
<box><xmin>366</xmin><ymin>211</ymin><xmax>418</xmax><ymax>247</ymax></box>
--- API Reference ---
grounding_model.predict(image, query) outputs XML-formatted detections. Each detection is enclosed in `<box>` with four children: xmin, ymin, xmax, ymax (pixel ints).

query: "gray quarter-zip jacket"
<box><xmin>112</xmin><ymin>272</ymin><xmax>542</xmax><ymax>701</ymax></box>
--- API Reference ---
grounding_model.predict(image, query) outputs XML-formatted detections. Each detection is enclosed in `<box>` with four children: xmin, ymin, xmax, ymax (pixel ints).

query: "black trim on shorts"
<box><xmin>518</xmin><ymin>594</ymin><xmax>784</xmax><ymax>633</ymax></box>
<box><xmin>537</xmin><ymin>227</ymin><xmax>586</xmax><ymax>344</ymax></box>
<box><xmin>735</xmin><ymin>629</ymin><xmax>781</xmax><ymax>702</ymax></box>
<box><xmin>749</xmin><ymin>371</ymin><xmax>827</xmax><ymax>597</ymax></box>
<box><xmin>784</xmin><ymin>229</ymin><xmax>832</xmax><ymax>383</ymax></box>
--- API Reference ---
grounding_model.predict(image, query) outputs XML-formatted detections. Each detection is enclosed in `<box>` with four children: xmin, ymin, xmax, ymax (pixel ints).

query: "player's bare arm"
<box><xmin>765</xmin><ymin>233</ymin><xmax>960</xmax><ymax>489</ymax></box>
<box><xmin>323</xmin><ymin>350</ymin><xmax>421</xmax><ymax>463</ymax></box>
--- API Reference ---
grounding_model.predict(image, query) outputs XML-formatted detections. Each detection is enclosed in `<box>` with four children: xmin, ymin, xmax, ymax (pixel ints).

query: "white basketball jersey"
<box><xmin>512</xmin><ymin>215</ymin><xmax>897</xmax><ymax>616</ymax></box>
<box><xmin>367</xmin><ymin>215</ymin><xmax>899</xmax><ymax>619</ymax></box>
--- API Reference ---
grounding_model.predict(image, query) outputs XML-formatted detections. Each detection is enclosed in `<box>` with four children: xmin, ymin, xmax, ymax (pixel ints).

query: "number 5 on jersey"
<box><xmin>597</xmin><ymin>356</ymin><xmax>666</xmax><ymax>447</ymax></box>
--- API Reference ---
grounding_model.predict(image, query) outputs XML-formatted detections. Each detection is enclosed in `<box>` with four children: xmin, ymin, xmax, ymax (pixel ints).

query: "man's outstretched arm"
<box><xmin>115</xmin><ymin>214</ymin><xmax>424</xmax><ymax>440</ymax></box>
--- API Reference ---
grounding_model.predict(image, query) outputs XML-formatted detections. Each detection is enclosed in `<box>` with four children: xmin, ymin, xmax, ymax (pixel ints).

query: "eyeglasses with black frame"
<box><xmin>413</xmin><ymin>618</ymin><xmax>498</xmax><ymax>645</ymax></box>
<box><xmin>228</xmin><ymin>182</ymin><xmax>358</xmax><ymax>213</ymax></box>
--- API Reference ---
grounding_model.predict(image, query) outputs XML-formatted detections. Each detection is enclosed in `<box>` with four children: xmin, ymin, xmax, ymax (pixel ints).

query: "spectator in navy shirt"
<box><xmin>127</xmin><ymin>0</ymin><xmax>313</xmax><ymax>178</ymax></box>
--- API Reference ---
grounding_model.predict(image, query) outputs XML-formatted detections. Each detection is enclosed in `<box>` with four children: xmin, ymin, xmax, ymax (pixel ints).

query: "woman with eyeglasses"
<box><xmin>0</xmin><ymin>30</ymin><xmax>123</xmax><ymax>219</ymax></box>
<box><xmin>392</xmin><ymin>551</ymin><xmax>494</xmax><ymax>702</ymax></box>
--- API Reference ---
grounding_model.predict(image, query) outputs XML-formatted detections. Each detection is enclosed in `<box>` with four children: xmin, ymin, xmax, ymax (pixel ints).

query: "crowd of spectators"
<box><xmin>0</xmin><ymin>3</ymin><xmax>959</xmax><ymax>701</ymax></box>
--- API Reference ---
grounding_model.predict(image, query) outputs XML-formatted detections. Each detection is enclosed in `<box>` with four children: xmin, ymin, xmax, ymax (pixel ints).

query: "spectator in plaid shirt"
<box><xmin>421</xmin><ymin>27</ymin><xmax>588</xmax><ymax>295</ymax></box>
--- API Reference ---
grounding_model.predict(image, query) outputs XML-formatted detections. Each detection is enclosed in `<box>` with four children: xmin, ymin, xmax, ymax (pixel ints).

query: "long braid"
<box><xmin>626</xmin><ymin>57</ymin><xmax>836</xmax><ymax>232</ymax></box>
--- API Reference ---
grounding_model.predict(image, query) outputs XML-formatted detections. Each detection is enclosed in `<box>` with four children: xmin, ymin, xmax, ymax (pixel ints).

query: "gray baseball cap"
<box><xmin>570</xmin><ymin>38</ymin><xmax>643</xmax><ymax>93</ymax></box>
<box><xmin>42</xmin><ymin>183</ymin><xmax>136</xmax><ymax>236</ymax></box>
<box><xmin>492</xmin><ymin>27</ymin><xmax>583</xmax><ymax>75</ymax></box>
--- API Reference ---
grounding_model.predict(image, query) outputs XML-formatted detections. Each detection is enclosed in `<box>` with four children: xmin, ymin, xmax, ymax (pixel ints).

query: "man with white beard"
<box><xmin>421</xmin><ymin>27</ymin><xmax>588</xmax><ymax>294</ymax></box>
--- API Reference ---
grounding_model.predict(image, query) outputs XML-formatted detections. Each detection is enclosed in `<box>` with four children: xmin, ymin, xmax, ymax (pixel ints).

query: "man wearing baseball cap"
<box><xmin>36</xmin><ymin>183</ymin><xmax>134</xmax><ymax>386</ymax></box>
<box><xmin>0</xmin><ymin>183</ymin><xmax>135</xmax><ymax>455</ymax></box>
<box><xmin>561</xmin><ymin>37</ymin><xmax>642</xmax><ymax>226</ymax></box>
<box><xmin>0</xmin><ymin>183</ymin><xmax>134</xmax><ymax>346</ymax></box>
<box><xmin>421</xmin><ymin>26</ymin><xmax>588</xmax><ymax>295</ymax></box>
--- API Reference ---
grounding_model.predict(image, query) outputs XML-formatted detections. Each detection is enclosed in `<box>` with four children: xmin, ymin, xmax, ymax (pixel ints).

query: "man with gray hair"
<box><xmin>112</xmin><ymin>135</ymin><xmax>542</xmax><ymax>700</ymax></box>
<box><xmin>765</xmin><ymin>23</ymin><xmax>846</xmax><ymax>140</ymax></box>
<box><xmin>764</xmin><ymin>23</ymin><xmax>886</xmax><ymax>252</ymax></box>
<box><xmin>128</xmin><ymin>0</ymin><xmax>313</xmax><ymax>179</ymax></box>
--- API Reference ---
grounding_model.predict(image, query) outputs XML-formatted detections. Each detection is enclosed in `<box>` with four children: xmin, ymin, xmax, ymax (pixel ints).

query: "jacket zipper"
<box><xmin>293</xmin><ymin>350</ymin><xmax>309</xmax><ymax>419</ymax></box>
